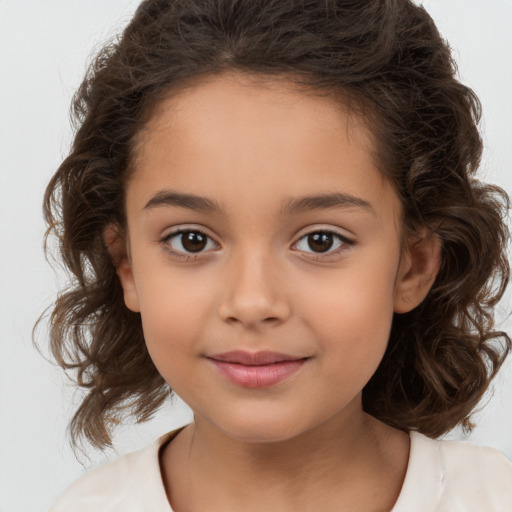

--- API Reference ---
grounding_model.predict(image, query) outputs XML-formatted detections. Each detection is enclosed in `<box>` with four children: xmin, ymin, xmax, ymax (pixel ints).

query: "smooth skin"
<box><xmin>112</xmin><ymin>72</ymin><xmax>441</xmax><ymax>512</ymax></box>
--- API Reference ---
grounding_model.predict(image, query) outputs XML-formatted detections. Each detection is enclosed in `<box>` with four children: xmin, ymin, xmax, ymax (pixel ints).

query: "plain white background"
<box><xmin>1</xmin><ymin>1</ymin><xmax>511</xmax><ymax>511</ymax></box>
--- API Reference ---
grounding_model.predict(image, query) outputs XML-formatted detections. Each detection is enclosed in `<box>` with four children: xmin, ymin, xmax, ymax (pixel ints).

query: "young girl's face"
<box><xmin>117</xmin><ymin>73</ymin><xmax>428</xmax><ymax>443</ymax></box>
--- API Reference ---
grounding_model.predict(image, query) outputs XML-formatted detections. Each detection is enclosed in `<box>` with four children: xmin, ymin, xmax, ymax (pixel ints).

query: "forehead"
<box><xmin>128</xmin><ymin>72</ymin><xmax>399</xmax><ymax>221</ymax></box>
<box><xmin>134</xmin><ymin>72</ymin><xmax>375</xmax><ymax>163</ymax></box>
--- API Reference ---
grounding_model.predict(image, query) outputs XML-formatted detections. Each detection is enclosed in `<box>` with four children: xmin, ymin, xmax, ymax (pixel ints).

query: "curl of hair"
<box><xmin>41</xmin><ymin>0</ymin><xmax>510</xmax><ymax>449</ymax></box>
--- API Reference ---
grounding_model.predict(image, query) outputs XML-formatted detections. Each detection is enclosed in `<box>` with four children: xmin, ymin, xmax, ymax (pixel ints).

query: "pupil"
<box><xmin>182</xmin><ymin>231</ymin><xmax>207</xmax><ymax>252</ymax></box>
<box><xmin>308</xmin><ymin>232</ymin><xmax>333</xmax><ymax>252</ymax></box>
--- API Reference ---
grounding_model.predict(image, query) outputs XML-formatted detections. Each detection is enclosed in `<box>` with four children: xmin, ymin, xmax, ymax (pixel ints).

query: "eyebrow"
<box><xmin>144</xmin><ymin>190</ymin><xmax>222</xmax><ymax>212</ymax></box>
<box><xmin>144</xmin><ymin>189</ymin><xmax>374</xmax><ymax>216</ymax></box>
<box><xmin>281</xmin><ymin>192</ymin><xmax>374</xmax><ymax>216</ymax></box>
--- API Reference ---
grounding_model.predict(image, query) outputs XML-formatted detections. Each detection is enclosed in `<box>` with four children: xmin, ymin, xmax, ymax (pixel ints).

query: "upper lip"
<box><xmin>208</xmin><ymin>350</ymin><xmax>306</xmax><ymax>366</ymax></box>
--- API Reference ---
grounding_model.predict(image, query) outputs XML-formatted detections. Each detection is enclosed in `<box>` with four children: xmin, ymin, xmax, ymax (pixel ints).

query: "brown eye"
<box><xmin>181</xmin><ymin>231</ymin><xmax>207</xmax><ymax>252</ymax></box>
<box><xmin>294</xmin><ymin>230</ymin><xmax>353</xmax><ymax>256</ymax></box>
<box><xmin>307</xmin><ymin>232</ymin><xmax>334</xmax><ymax>252</ymax></box>
<box><xmin>165</xmin><ymin>229</ymin><xmax>217</xmax><ymax>254</ymax></box>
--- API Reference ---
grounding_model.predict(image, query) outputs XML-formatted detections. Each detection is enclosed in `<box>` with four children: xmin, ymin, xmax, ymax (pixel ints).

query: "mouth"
<box><xmin>207</xmin><ymin>351</ymin><xmax>309</xmax><ymax>388</ymax></box>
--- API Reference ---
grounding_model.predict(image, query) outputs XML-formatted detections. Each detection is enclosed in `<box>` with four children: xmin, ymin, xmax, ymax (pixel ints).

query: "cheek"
<box><xmin>134</xmin><ymin>269</ymin><xmax>215</xmax><ymax>373</ymax></box>
<box><xmin>294</xmin><ymin>257</ymin><xmax>398</xmax><ymax>375</ymax></box>
<box><xmin>298</xmin><ymin>260</ymin><xmax>396</xmax><ymax>331</ymax></box>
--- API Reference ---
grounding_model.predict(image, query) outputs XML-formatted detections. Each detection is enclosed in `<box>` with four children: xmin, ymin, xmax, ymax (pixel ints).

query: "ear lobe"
<box><xmin>393</xmin><ymin>229</ymin><xmax>441</xmax><ymax>314</ymax></box>
<box><xmin>103</xmin><ymin>224</ymin><xmax>140</xmax><ymax>313</ymax></box>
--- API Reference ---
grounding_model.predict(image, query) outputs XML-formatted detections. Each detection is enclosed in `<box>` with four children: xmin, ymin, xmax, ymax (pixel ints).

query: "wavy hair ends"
<box><xmin>41</xmin><ymin>0</ymin><xmax>510</xmax><ymax>450</ymax></box>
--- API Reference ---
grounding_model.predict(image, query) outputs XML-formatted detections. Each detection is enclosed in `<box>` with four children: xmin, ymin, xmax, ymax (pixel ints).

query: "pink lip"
<box><xmin>208</xmin><ymin>351</ymin><xmax>308</xmax><ymax>388</ymax></box>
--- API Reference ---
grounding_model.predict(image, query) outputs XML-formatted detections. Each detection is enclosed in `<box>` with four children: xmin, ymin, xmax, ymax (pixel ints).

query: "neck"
<box><xmin>161</xmin><ymin>405</ymin><xmax>409</xmax><ymax>512</ymax></box>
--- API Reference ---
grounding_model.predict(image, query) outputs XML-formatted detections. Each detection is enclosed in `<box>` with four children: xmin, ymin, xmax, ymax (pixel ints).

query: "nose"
<box><xmin>217</xmin><ymin>248</ymin><xmax>291</xmax><ymax>329</ymax></box>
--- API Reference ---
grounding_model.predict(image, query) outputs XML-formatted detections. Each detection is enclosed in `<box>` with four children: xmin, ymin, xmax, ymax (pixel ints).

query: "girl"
<box><xmin>45</xmin><ymin>0</ymin><xmax>512</xmax><ymax>510</ymax></box>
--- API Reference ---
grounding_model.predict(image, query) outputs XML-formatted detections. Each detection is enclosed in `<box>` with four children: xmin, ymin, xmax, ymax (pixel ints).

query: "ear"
<box><xmin>104</xmin><ymin>224</ymin><xmax>140</xmax><ymax>313</ymax></box>
<box><xmin>393</xmin><ymin>229</ymin><xmax>441</xmax><ymax>314</ymax></box>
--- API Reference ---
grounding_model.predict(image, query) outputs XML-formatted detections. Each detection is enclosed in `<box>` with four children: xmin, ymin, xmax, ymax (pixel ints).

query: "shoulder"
<box><xmin>437</xmin><ymin>434</ymin><xmax>512</xmax><ymax>476</ymax></box>
<box><xmin>436</xmin><ymin>435</ymin><xmax>512</xmax><ymax>505</ymax></box>
<box><xmin>49</xmin><ymin>431</ymin><xmax>177</xmax><ymax>512</ymax></box>
<box><xmin>393</xmin><ymin>431</ymin><xmax>512</xmax><ymax>512</ymax></box>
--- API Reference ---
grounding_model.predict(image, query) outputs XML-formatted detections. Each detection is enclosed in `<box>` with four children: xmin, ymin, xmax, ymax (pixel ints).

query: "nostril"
<box><xmin>217</xmin><ymin>287</ymin><xmax>291</xmax><ymax>327</ymax></box>
<box><xmin>224</xmin><ymin>314</ymin><xmax>283</xmax><ymax>327</ymax></box>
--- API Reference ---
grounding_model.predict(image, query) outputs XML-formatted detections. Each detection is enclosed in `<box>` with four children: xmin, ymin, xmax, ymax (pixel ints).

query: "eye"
<box><xmin>162</xmin><ymin>229</ymin><xmax>218</xmax><ymax>256</ymax></box>
<box><xmin>294</xmin><ymin>230</ymin><xmax>354</xmax><ymax>256</ymax></box>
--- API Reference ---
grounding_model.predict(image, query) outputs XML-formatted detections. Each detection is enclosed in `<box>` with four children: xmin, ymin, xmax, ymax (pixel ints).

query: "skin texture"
<box><xmin>113</xmin><ymin>72</ymin><xmax>440</xmax><ymax>511</ymax></box>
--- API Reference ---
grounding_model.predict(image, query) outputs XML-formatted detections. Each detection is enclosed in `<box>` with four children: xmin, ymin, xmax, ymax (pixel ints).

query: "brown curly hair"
<box><xmin>41</xmin><ymin>0</ymin><xmax>510</xmax><ymax>450</ymax></box>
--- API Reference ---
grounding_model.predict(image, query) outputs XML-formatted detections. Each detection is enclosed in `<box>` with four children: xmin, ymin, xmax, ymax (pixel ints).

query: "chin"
<box><xmin>210</xmin><ymin>411</ymin><xmax>313</xmax><ymax>444</ymax></box>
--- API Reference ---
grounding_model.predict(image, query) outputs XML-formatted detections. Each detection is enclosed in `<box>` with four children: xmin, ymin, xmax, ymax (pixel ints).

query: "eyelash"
<box><xmin>293</xmin><ymin>230</ymin><xmax>355</xmax><ymax>260</ymax></box>
<box><xmin>160</xmin><ymin>227</ymin><xmax>355</xmax><ymax>261</ymax></box>
<box><xmin>160</xmin><ymin>228</ymin><xmax>218</xmax><ymax>261</ymax></box>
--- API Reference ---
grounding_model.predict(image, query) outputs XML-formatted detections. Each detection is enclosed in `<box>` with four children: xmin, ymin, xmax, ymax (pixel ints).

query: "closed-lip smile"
<box><xmin>207</xmin><ymin>350</ymin><xmax>309</xmax><ymax>388</ymax></box>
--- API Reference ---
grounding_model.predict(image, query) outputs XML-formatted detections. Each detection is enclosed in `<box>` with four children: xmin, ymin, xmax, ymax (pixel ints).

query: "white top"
<box><xmin>50</xmin><ymin>429</ymin><xmax>512</xmax><ymax>511</ymax></box>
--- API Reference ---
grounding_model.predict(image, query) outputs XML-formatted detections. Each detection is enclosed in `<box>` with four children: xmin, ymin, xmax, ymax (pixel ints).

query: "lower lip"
<box><xmin>209</xmin><ymin>359</ymin><xmax>307</xmax><ymax>388</ymax></box>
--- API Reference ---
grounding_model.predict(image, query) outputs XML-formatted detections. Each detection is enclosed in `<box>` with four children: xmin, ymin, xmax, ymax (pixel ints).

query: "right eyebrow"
<box><xmin>281</xmin><ymin>192</ymin><xmax>375</xmax><ymax>216</ymax></box>
<box><xmin>144</xmin><ymin>190</ymin><xmax>223</xmax><ymax>212</ymax></box>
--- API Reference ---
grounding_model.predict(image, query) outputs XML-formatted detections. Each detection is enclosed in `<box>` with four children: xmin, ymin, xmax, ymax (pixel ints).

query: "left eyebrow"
<box><xmin>144</xmin><ymin>190</ymin><xmax>223</xmax><ymax>212</ymax></box>
<box><xmin>281</xmin><ymin>192</ymin><xmax>375</xmax><ymax>216</ymax></box>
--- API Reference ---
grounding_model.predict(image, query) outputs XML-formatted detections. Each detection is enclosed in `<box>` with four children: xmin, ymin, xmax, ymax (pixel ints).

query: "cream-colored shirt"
<box><xmin>50</xmin><ymin>429</ymin><xmax>512</xmax><ymax>511</ymax></box>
